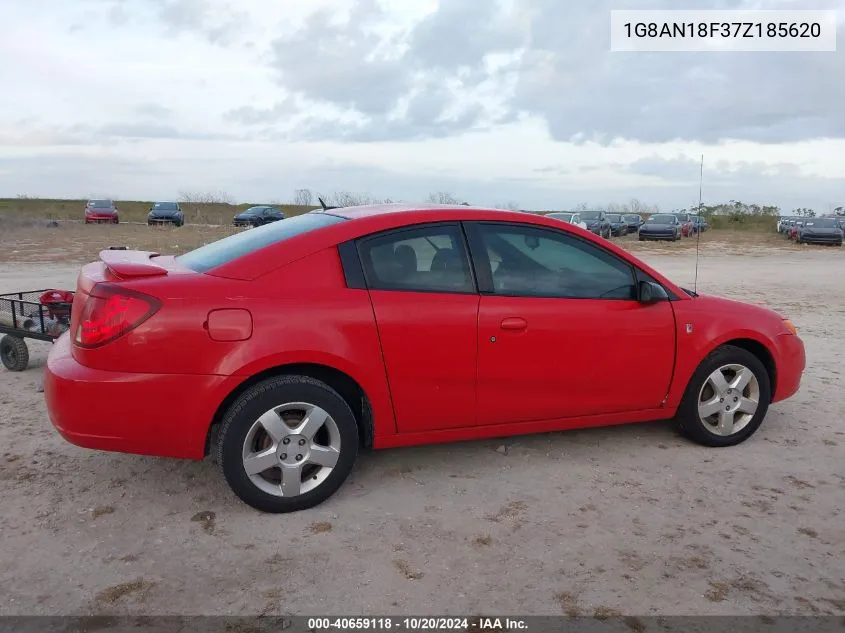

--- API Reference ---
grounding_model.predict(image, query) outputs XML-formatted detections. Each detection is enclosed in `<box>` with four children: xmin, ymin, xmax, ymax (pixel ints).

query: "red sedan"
<box><xmin>84</xmin><ymin>199</ymin><xmax>119</xmax><ymax>224</ymax></box>
<box><xmin>44</xmin><ymin>204</ymin><xmax>806</xmax><ymax>513</ymax></box>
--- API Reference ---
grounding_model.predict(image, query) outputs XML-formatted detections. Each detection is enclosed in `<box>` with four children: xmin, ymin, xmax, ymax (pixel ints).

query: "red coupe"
<box><xmin>44</xmin><ymin>204</ymin><xmax>805</xmax><ymax>513</ymax></box>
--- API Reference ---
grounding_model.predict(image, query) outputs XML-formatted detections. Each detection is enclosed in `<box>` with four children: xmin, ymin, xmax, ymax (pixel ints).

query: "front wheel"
<box><xmin>0</xmin><ymin>335</ymin><xmax>29</xmax><ymax>372</ymax></box>
<box><xmin>217</xmin><ymin>375</ymin><xmax>359</xmax><ymax>513</ymax></box>
<box><xmin>676</xmin><ymin>345</ymin><xmax>771</xmax><ymax>447</ymax></box>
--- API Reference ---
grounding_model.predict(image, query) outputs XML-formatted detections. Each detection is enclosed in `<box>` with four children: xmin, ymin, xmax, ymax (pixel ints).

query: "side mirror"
<box><xmin>638</xmin><ymin>280</ymin><xmax>668</xmax><ymax>304</ymax></box>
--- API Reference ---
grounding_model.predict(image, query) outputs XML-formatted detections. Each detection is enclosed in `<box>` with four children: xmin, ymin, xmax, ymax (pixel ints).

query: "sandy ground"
<box><xmin>0</xmin><ymin>230</ymin><xmax>843</xmax><ymax>618</ymax></box>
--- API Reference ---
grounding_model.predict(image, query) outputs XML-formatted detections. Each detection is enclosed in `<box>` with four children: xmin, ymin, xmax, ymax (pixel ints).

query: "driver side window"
<box><xmin>476</xmin><ymin>223</ymin><xmax>636</xmax><ymax>300</ymax></box>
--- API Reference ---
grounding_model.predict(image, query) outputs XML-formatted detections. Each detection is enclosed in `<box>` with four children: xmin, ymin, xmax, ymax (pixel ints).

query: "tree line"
<box><xmin>174</xmin><ymin>189</ymin><xmax>842</xmax><ymax>219</ymax></box>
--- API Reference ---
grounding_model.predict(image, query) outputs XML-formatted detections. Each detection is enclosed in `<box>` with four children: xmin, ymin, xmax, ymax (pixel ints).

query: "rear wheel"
<box><xmin>0</xmin><ymin>335</ymin><xmax>29</xmax><ymax>372</ymax></box>
<box><xmin>217</xmin><ymin>375</ymin><xmax>359</xmax><ymax>513</ymax></box>
<box><xmin>676</xmin><ymin>345</ymin><xmax>771</xmax><ymax>447</ymax></box>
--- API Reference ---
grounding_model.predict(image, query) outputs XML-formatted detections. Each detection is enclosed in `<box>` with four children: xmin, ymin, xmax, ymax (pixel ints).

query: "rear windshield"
<box><xmin>549</xmin><ymin>213</ymin><xmax>572</xmax><ymax>221</ymax></box>
<box><xmin>606</xmin><ymin>214</ymin><xmax>622</xmax><ymax>222</ymax></box>
<box><xmin>581</xmin><ymin>211</ymin><xmax>602</xmax><ymax>220</ymax></box>
<box><xmin>178</xmin><ymin>212</ymin><xmax>346</xmax><ymax>273</ymax></box>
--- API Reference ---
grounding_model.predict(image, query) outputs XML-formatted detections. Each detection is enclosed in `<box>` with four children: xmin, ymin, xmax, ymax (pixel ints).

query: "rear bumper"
<box><xmin>771</xmin><ymin>333</ymin><xmax>805</xmax><ymax>403</ymax></box>
<box><xmin>43</xmin><ymin>333</ymin><xmax>239</xmax><ymax>459</ymax></box>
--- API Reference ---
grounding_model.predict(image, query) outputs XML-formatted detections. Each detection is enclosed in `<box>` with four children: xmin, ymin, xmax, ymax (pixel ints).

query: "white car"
<box><xmin>546</xmin><ymin>212</ymin><xmax>588</xmax><ymax>231</ymax></box>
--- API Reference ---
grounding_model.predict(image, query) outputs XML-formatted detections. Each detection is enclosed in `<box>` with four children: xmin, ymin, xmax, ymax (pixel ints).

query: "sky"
<box><xmin>0</xmin><ymin>0</ymin><xmax>843</xmax><ymax>212</ymax></box>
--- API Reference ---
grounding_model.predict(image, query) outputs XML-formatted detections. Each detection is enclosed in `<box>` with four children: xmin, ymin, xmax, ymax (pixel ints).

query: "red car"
<box><xmin>84</xmin><ymin>199</ymin><xmax>119</xmax><ymax>224</ymax></box>
<box><xmin>44</xmin><ymin>204</ymin><xmax>805</xmax><ymax>513</ymax></box>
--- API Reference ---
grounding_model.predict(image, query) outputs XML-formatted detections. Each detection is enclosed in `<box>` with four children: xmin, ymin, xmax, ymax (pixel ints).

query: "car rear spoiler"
<box><xmin>99</xmin><ymin>249</ymin><xmax>168</xmax><ymax>278</ymax></box>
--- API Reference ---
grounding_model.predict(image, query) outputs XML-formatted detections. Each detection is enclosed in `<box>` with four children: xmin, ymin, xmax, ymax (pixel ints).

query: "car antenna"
<box><xmin>693</xmin><ymin>153</ymin><xmax>704</xmax><ymax>294</ymax></box>
<box><xmin>317</xmin><ymin>197</ymin><xmax>339</xmax><ymax>211</ymax></box>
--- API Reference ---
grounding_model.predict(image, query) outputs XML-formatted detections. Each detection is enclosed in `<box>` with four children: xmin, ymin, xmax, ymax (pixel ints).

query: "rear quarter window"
<box><xmin>178</xmin><ymin>212</ymin><xmax>346</xmax><ymax>273</ymax></box>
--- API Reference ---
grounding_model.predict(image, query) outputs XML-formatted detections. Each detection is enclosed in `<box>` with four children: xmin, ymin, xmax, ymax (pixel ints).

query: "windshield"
<box><xmin>624</xmin><ymin>215</ymin><xmax>639</xmax><ymax>222</ymax></box>
<box><xmin>242</xmin><ymin>206</ymin><xmax>267</xmax><ymax>215</ymax></box>
<box><xmin>548</xmin><ymin>213</ymin><xmax>573</xmax><ymax>221</ymax></box>
<box><xmin>153</xmin><ymin>202</ymin><xmax>178</xmax><ymax>211</ymax></box>
<box><xmin>650</xmin><ymin>215</ymin><xmax>676</xmax><ymax>223</ymax></box>
<box><xmin>606</xmin><ymin>214</ymin><xmax>621</xmax><ymax>222</ymax></box>
<box><xmin>581</xmin><ymin>211</ymin><xmax>602</xmax><ymax>221</ymax></box>
<box><xmin>89</xmin><ymin>200</ymin><xmax>113</xmax><ymax>208</ymax></box>
<box><xmin>675</xmin><ymin>214</ymin><xmax>690</xmax><ymax>221</ymax></box>
<box><xmin>807</xmin><ymin>219</ymin><xmax>838</xmax><ymax>228</ymax></box>
<box><xmin>178</xmin><ymin>212</ymin><xmax>346</xmax><ymax>273</ymax></box>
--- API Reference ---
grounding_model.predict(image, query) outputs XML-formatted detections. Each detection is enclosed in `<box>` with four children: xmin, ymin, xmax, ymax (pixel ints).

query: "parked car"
<box><xmin>674</xmin><ymin>213</ymin><xmax>696</xmax><ymax>237</ymax></box>
<box><xmin>579</xmin><ymin>210</ymin><xmax>612</xmax><ymax>238</ymax></box>
<box><xmin>622</xmin><ymin>214</ymin><xmax>643</xmax><ymax>234</ymax></box>
<box><xmin>604</xmin><ymin>214</ymin><xmax>628</xmax><ymax>237</ymax></box>
<box><xmin>546</xmin><ymin>212</ymin><xmax>588</xmax><ymax>231</ymax></box>
<box><xmin>43</xmin><ymin>204</ymin><xmax>805</xmax><ymax>513</ymax></box>
<box><xmin>638</xmin><ymin>214</ymin><xmax>681</xmax><ymax>241</ymax></box>
<box><xmin>787</xmin><ymin>221</ymin><xmax>804</xmax><ymax>240</ymax></box>
<box><xmin>147</xmin><ymin>201</ymin><xmax>185</xmax><ymax>227</ymax></box>
<box><xmin>781</xmin><ymin>218</ymin><xmax>800</xmax><ymax>236</ymax></box>
<box><xmin>84</xmin><ymin>200</ymin><xmax>119</xmax><ymax>224</ymax></box>
<box><xmin>691</xmin><ymin>216</ymin><xmax>709</xmax><ymax>233</ymax></box>
<box><xmin>793</xmin><ymin>217</ymin><xmax>843</xmax><ymax>246</ymax></box>
<box><xmin>233</xmin><ymin>206</ymin><xmax>285</xmax><ymax>228</ymax></box>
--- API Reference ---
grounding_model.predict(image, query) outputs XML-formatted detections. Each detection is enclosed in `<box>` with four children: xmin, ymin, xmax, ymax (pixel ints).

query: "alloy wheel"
<box><xmin>241</xmin><ymin>402</ymin><xmax>341</xmax><ymax>497</ymax></box>
<box><xmin>696</xmin><ymin>363</ymin><xmax>760</xmax><ymax>436</ymax></box>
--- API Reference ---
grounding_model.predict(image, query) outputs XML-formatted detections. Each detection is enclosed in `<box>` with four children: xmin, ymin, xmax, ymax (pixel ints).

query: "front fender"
<box><xmin>664</xmin><ymin>316</ymin><xmax>779</xmax><ymax>409</ymax></box>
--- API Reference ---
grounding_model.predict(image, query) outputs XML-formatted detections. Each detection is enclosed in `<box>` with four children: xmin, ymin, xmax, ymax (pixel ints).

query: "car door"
<box><xmin>465</xmin><ymin>221</ymin><xmax>676</xmax><ymax>426</ymax></box>
<box><xmin>356</xmin><ymin>222</ymin><xmax>480</xmax><ymax>433</ymax></box>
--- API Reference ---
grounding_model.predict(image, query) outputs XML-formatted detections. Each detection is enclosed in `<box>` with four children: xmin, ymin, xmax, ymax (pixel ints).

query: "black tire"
<box><xmin>676</xmin><ymin>345</ymin><xmax>771</xmax><ymax>447</ymax></box>
<box><xmin>0</xmin><ymin>335</ymin><xmax>29</xmax><ymax>372</ymax></box>
<box><xmin>638</xmin><ymin>235</ymin><xmax>645</xmax><ymax>241</ymax></box>
<box><xmin>217</xmin><ymin>375</ymin><xmax>359</xmax><ymax>513</ymax></box>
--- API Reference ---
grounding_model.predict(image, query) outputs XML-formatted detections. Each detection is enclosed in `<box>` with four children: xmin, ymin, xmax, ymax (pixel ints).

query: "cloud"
<box><xmin>1</xmin><ymin>0</ymin><xmax>844</xmax><ymax>211</ymax></box>
<box><xmin>510</xmin><ymin>0</ymin><xmax>845</xmax><ymax>144</ymax></box>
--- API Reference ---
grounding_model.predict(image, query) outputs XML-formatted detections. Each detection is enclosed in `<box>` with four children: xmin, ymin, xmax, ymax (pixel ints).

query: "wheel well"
<box><xmin>722</xmin><ymin>338</ymin><xmax>777</xmax><ymax>401</ymax></box>
<box><xmin>204</xmin><ymin>363</ymin><xmax>375</xmax><ymax>457</ymax></box>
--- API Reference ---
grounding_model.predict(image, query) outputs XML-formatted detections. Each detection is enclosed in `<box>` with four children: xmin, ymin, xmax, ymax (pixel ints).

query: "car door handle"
<box><xmin>500</xmin><ymin>317</ymin><xmax>527</xmax><ymax>331</ymax></box>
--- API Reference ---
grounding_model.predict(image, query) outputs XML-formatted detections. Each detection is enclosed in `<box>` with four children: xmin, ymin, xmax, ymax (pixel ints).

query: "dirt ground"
<box><xmin>0</xmin><ymin>226</ymin><xmax>843</xmax><ymax>617</ymax></box>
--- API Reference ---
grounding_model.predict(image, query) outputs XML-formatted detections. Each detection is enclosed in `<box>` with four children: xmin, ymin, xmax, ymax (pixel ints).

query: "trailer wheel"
<box><xmin>0</xmin><ymin>335</ymin><xmax>29</xmax><ymax>372</ymax></box>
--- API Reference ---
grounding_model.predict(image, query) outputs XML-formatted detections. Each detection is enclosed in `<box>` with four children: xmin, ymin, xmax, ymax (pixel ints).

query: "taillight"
<box><xmin>74</xmin><ymin>284</ymin><xmax>160</xmax><ymax>348</ymax></box>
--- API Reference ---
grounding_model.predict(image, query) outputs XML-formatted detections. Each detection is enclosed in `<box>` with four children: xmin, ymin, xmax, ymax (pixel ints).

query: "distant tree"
<box><xmin>792</xmin><ymin>207</ymin><xmax>816</xmax><ymax>218</ymax></box>
<box><xmin>427</xmin><ymin>191</ymin><xmax>464</xmax><ymax>205</ymax></box>
<box><xmin>324</xmin><ymin>191</ymin><xmax>376</xmax><ymax>207</ymax></box>
<box><xmin>178</xmin><ymin>190</ymin><xmax>234</xmax><ymax>205</ymax></box>
<box><xmin>177</xmin><ymin>190</ymin><xmax>235</xmax><ymax>223</ymax></box>
<box><xmin>293</xmin><ymin>189</ymin><xmax>313</xmax><ymax>206</ymax></box>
